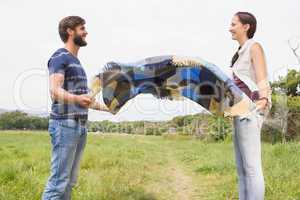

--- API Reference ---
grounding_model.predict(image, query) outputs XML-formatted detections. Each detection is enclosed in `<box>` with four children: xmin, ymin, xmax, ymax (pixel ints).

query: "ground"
<box><xmin>0</xmin><ymin>131</ymin><xmax>300</xmax><ymax>200</ymax></box>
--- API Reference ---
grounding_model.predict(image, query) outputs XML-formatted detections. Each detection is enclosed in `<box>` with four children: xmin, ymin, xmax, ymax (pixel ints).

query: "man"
<box><xmin>42</xmin><ymin>16</ymin><xmax>108</xmax><ymax>200</ymax></box>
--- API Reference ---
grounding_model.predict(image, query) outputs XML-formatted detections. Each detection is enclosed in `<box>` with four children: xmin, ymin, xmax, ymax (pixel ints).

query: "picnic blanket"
<box><xmin>90</xmin><ymin>55</ymin><xmax>256</xmax><ymax>117</ymax></box>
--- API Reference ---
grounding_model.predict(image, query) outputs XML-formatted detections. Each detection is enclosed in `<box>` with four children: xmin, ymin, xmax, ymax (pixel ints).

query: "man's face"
<box><xmin>70</xmin><ymin>24</ymin><xmax>88</xmax><ymax>46</ymax></box>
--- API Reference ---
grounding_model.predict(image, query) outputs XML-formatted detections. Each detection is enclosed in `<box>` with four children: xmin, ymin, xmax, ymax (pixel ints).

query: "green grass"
<box><xmin>0</xmin><ymin>131</ymin><xmax>299</xmax><ymax>200</ymax></box>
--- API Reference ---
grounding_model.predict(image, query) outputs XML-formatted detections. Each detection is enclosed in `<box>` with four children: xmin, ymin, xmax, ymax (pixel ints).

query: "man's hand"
<box><xmin>75</xmin><ymin>94</ymin><xmax>93</xmax><ymax>108</ymax></box>
<box><xmin>50</xmin><ymin>74</ymin><xmax>93</xmax><ymax>108</ymax></box>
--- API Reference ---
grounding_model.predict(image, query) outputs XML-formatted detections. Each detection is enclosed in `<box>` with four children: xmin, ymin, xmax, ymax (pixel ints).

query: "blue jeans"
<box><xmin>42</xmin><ymin>119</ymin><xmax>87</xmax><ymax>200</ymax></box>
<box><xmin>233</xmin><ymin>110</ymin><xmax>265</xmax><ymax>200</ymax></box>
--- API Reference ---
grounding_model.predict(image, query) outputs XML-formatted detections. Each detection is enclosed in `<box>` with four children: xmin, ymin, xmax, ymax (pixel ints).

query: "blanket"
<box><xmin>90</xmin><ymin>55</ymin><xmax>255</xmax><ymax>117</ymax></box>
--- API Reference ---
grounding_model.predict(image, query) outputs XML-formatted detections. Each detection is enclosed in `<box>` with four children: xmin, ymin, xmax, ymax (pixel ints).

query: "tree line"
<box><xmin>0</xmin><ymin>69</ymin><xmax>299</xmax><ymax>143</ymax></box>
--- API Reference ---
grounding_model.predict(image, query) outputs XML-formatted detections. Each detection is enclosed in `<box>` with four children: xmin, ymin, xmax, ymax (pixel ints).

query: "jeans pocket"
<box><xmin>58</xmin><ymin>119</ymin><xmax>80</xmax><ymax>146</ymax></box>
<box><xmin>258</xmin><ymin>109</ymin><xmax>265</xmax><ymax>116</ymax></box>
<box><xmin>255</xmin><ymin>110</ymin><xmax>265</xmax><ymax>129</ymax></box>
<box><xmin>256</xmin><ymin>109</ymin><xmax>265</xmax><ymax>120</ymax></box>
<box><xmin>59</xmin><ymin>119</ymin><xmax>78</xmax><ymax>129</ymax></box>
<box><xmin>48</xmin><ymin>119</ymin><xmax>57</xmax><ymax>133</ymax></box>
<box><xmin>48</xmin><ymin>120</ymin><xmax>60</xmax><ymax>147</ymax></box>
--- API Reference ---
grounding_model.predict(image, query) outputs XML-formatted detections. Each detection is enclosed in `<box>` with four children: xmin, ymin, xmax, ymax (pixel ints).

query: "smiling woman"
<box><xmin>229</xmin><ymin>11</ymin><xmax>272</xmax><ymax>200</ymax></box>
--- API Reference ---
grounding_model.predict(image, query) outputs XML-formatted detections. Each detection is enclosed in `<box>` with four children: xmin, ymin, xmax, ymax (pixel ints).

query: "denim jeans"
<box><xmin>42</xmin><ymin>119</ymin><xmax>87</xmax><ymax>200</ymax></box>
<box><xmin>233</xmin><ymin>110</ymin><xmax>265</xmax><ymax>200</ymax></box>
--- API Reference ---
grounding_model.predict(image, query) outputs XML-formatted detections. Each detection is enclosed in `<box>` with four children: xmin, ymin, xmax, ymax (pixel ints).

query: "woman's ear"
<box><xmin>243</xmin><ymin>24</ymin><xmax>250</xmax><ymax>33</ymax></box>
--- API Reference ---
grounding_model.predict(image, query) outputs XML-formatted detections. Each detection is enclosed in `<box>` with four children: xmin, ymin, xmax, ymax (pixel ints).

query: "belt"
<box><xmin>74</xmin><ymin>116</ymin><xmax>88</xmax><ymax>125</ymax></box>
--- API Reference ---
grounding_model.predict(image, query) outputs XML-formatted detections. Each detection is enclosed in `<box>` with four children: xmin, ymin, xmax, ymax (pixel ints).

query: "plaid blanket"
<box><xmin>90</xmin><ymin>55</ymin><xmax>255</xmax><ymax>116</ymax></box>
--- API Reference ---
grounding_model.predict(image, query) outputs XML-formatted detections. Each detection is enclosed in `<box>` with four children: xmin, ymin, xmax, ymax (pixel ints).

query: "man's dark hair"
<box><xmin>58</xmin><ymin>16</ymin><xmax>85</xmax><ymax>43</ymax></box>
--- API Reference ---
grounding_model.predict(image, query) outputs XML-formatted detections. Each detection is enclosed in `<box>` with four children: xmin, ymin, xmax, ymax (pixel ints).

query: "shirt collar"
<box><xmin>238</xmin><ymin>39</ymin><xmax>254</xmax><ymax>55</ymax></box>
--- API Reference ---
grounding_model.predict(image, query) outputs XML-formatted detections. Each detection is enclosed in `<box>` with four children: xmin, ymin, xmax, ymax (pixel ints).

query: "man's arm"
<box><xmin>49</xmin><ymin>73</ymin><xmax>92</xmax><ymax>108</ymax></box>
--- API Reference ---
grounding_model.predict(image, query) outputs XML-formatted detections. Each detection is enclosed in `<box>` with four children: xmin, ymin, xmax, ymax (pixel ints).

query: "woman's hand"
<box><xmin>255</xmin><ymin>98</ymin><xmax>268</xmax><ymax>111</ymax></box>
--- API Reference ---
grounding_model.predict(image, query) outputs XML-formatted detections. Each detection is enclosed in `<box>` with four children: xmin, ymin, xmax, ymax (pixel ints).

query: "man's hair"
<box><xmin>58</xmin><ymin>16</ymin><xmax>85</xmax><ymax>43</ymax></box>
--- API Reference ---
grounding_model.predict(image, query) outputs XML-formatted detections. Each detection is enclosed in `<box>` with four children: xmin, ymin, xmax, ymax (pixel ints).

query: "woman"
<box><xmin>229</xmin><ymin>12</ymin><xmax>271</xmax><ymax>200</ymax></box>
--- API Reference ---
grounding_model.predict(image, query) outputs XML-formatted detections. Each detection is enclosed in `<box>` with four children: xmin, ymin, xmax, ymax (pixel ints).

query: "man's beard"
<box><xmin>73</xmin><ymin>35</ymin><xmax>87</xmax><ymax>47</ymax></box>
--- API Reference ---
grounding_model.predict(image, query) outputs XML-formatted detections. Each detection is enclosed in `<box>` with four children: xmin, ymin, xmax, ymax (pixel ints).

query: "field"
<box><xmin>0</xmin><ymin>131</ymin><xmax>299</xmax><ymax>200</ymax></box>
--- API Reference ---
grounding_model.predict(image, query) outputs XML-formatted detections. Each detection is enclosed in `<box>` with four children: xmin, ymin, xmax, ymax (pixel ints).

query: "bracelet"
<box><xmin>258</xmin><ymin>97</ymin><xmax>269</xmax><ymax>103</ymax></box>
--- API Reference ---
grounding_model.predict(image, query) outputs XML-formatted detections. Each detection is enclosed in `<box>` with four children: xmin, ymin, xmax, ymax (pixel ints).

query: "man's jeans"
<box><xmin>42</xmin><ymin>119</ymin><xmax>87</xmax><ymax>200</ymax></box>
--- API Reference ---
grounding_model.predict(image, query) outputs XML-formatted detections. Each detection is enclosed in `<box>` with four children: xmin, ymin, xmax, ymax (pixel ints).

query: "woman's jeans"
<box><xmin>233</xmin><ymin>110</ymin><xmax>265</xmax><ymax>200</ymax></box>
<box><xmin>42</xmin><ymin>119</ymin><xmax>87</xmax><ymax>200</ymax></box>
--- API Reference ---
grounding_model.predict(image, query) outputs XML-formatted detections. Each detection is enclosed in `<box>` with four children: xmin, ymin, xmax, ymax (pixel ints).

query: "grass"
<box><xmin>0</xmin><ymin>131</ymin><xmax>299</xmax><ymax>200</ymax></box>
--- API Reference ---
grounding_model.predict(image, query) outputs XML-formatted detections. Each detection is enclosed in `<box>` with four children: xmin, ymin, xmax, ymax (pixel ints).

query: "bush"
<box><xmin>263</xmin><ymin>95</ymin><xmax>300</xmax><ymax>143</ymax></box>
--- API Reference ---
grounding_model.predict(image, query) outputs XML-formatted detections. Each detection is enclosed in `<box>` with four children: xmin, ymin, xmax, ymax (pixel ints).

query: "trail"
<box><xmin>136</xmin><ymin>137</ymin><xmax>202</xmax><ymax>199</ymax></box>
<box><xmin>166</xmin><ymin>157</ymin><xmax>197</xmax><ymax>200</ymax></box>
<box><xmin>145</xmin><ymin>144</ymin><xmax>200</xmax><ymax>200</ymax></box>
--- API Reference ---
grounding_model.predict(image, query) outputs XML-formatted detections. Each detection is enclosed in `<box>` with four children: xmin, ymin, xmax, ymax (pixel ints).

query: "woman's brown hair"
<box><xmin>231</xmin><ymin>12</ymin><xmax>257</xmax><ymax>67</ymax></box>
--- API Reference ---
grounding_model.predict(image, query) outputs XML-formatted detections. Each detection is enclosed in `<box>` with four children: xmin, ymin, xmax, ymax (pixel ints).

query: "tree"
<box><xmin>272</xmin><ymin>69</ymin><xmax>300</xmax><ymax>96</ymax></box>
<box><xmin>0</xmin><ymin>111</ymin><xmax>48</xmax><ymax>130</ymax></box>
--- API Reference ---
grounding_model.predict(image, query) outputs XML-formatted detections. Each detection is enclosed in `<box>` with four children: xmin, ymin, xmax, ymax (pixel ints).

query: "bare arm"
<box><xmin>49</xmin><ymin>73</ymin><xmax>92</xmax><ymax>108</ymax></box>
<box><xmin>251</xmin><ymin>43</ymin><xmax>271</xmax><ymax>109</ymax></box>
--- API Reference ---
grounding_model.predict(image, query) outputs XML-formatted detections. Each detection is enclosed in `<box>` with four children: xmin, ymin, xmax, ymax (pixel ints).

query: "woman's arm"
<box><xmin>251</xmin><ymin>43</ymin><xmax>271</xmax><ymax>110</ymax></box>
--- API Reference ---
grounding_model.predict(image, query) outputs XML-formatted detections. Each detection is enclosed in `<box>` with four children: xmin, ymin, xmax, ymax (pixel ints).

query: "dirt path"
<box><xmin>141</xmin><ymin>139</ymin><xmax>201</xmax><ymax>200</ymax></box>
<box><xmin>150</xmin><ymin>146</ymin><xmax>200</xmax><ymax>200</ymax></box>
<box><xmin>145</xmin><ymin>155</ymin><xmax>199</xmax><ymax>200</ymax></box>
<box><xmin>166</xmin><ymin>158</ymin><xmax>196</xmax><ymax>200</ymax></box>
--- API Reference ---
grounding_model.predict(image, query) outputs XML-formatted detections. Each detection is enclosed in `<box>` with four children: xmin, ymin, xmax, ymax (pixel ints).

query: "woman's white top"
<box><xmin>232</xmin><ymin>39</ymin><xmax>259</xmax><ymax>92</ymax></box>
<box><xmin>231</xmin><ymin>38</ymin><xmax>272</xmax><ymax>109</ymax></box>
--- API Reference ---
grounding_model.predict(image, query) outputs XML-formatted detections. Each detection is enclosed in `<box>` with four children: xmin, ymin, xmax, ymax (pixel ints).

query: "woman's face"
<box><xmin>229</xmin><ymin>15</ymin><xmax>249</xmax><ymax>40</ymax></box>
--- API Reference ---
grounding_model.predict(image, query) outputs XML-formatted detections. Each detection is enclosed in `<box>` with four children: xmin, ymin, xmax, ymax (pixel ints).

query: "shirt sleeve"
<box><xmin>48</xmin><ymin>55</ymin><xmax>67</xmax><ymax>75</ymax></box>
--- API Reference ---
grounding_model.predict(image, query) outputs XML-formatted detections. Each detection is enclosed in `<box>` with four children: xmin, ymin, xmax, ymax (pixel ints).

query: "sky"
<box><xmin>0</xmin><ymin>0</ymin><xmax>299</xmax><ymax>121</ymax></box>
